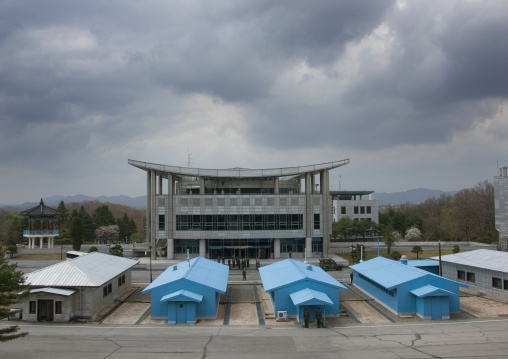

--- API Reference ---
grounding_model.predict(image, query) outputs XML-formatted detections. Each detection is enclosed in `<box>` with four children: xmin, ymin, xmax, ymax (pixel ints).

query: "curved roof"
<box><xmin>21</xmin><ymin>198</ymin><xmax>60</xmax><ymax>218</ymax></box>
<box><xmin>128</xmin><ymin>158</ymin><xmax>350</xmax><ymax>179</ymax></box>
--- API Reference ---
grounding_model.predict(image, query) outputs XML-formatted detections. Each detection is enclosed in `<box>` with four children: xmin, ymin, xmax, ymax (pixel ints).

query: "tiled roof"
<box><xmin>20</xmin><ymin>198</ymin><xmax>60</xmax><ymax>217</ymax></box>
<box><xmin>25</xmin><ymin>252</ymin><xmax>139</xmax><ymax>287</ymax></box>
<box><xmin>431</xmin><ymin>249</ymin><xmax>508</xmax><ymax>272</ymax></box>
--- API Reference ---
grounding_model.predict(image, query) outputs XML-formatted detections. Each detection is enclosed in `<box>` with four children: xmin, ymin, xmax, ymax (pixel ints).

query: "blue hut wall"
<box><xmin>355</xmin><ymin>273</ymin><xmax>398</xmax><ymax>313</ymax></box>
<box><xmin>270</xmin><ymin>280</ymin><xmax>340</xmax><ymax>318</ymax></box>
<box><xmin>149</xmin><ymin>279</ymin><xmax>220</xmax><ymax>320</ymax></box>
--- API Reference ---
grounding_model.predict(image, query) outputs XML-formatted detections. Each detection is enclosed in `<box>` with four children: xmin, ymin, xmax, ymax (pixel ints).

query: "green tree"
<box><xmin>411</xmin><ymin>245</ymin><xmax>423</xmax><ymax>259</ymax></box>
<box><xmin>428</xmin><ymin>230</ymin><xmax>440</xmax><ymax>241</ymax></box>
<box><xmin>88</xmin><ymin>246</ymin><xmax>98</xmax><ymax>253</ymax></box>
<box><xmin>93</xmin><ymin>205</ymin><xmax>115</xmax><ymax>229</ymax></box>
<box><xmin>0</xmin><ymin>249</ymin><xmax>29</xmax><ymax>341</ymax></box>
<box><xmin>6</xmin><ymin>245</ymin><xmax>17</xmax><ymax>258</ymax></box>
<box><xmin>333</xmin><ymin>217</ymin><xmax>353</xmax><ymax>240</ymax></box>
<box><xmin>382</xmin><ymin>225</ymin><xmax>397</xmax><ymax>254</ymax></box>
<box><xmin>390</xmin><ymin>251</ymin><xmax>402</xmax><ymax>260</ymax></box>
<box><xmin>453</xmin><ymin>245</ymin><xmax>460</xmax><ymax>253</ymax></box>
<box><xmin>130</xmin><ymin>233</ymin><xmax>145</xmax><ymax>243</ymax></box>
<box><xmin>78</xmin><ymin>206</ymin><xmax>95</xmax><ymax>243</ymax></box>
<box><xmin>70</xmin><ymin>217</ymin><xmax>84</xmax><ymax>251</ymax></box>
<box><xmin>110</xmin><ymin>244</ymin><xmax>123</xmax><ymax>257</ymax></box>
<box><xmin>55</xmin><ymin>201</ymin><xmax>70</xmax><ymax>229</ymax></box>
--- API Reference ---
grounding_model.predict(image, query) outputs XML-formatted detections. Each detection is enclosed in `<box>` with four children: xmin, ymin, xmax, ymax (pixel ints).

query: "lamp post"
<box><xmin>350</xmin><ymin>244</ymin><xmax>355</xmax><ymax>265</ymax></box>
<box><xmin>149</xmin><ymin>244</ymin><xmax>153</xmax><ymax>282</ymax></box>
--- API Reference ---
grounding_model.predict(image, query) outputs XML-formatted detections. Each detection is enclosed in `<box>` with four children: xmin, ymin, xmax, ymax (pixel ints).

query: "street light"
<box><xmin>148</xmin><ymin>244</ymin><xmax>153</xmax><ymax>282</ymax></box>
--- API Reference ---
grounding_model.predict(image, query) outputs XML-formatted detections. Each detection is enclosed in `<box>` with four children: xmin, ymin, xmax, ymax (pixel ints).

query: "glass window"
<box><xmin>55</xmin><ymin>301</ymin><xmax>62</xmax><ymax>314</ymax></box>
<box><xmin>367</xmin><ymin>206</ymin><xmax>371</xmax><ymax>214</ymax></box>
<box><xmin>341</xmin><ymin>207</ymin><xmax>346</xmax><ymax>214</ymax></box>
<box><xmin>158</xmin><ymin>215</ymin><xmax>165</xmax><ymax>230</ymax></box>
<box><xmin>108</xmin><ymin>283</ymin><xmax>113</xmax><ymax>293</ymax></box>
<box><xmin>29</xmin><ymin>301</ymin><xmax>36</xmax><ymax>314</ymax></box>
<box><xmin>492</xmin><ymin>277</ymin><xmax>502</xmax><ymax>289</ymax></box>
<box><xmin>457</xmin><ymin>270</ymin><xmax>465</xmax><ymax>280</ymax></box>
<box><xmin>360</xmin><ymin>206</ymin><xmax>365</xmax><ymax>214</ymax></box>
<box><xmin>354</xmin><ymin>206</ymin><xmax>359</xmax><ymax>214</ymax></box>
<box><xmin>504</xmin><ymin>280</ymin><xmax>508</xmax><ymax>290</ymax></box>
<box><xmin>466</xmin><ymin>272</ymin><xmax>475</xmax><ymax>283</ymax></box>
<box><xmin>103</xmin><ymin>286</ymin><xmax>108</xmax><ymax>298</ymax></box>
<box><xmin>314</xmin><ymin>214</ymin><xmax>320</xmax><ymax>229</ymax></box>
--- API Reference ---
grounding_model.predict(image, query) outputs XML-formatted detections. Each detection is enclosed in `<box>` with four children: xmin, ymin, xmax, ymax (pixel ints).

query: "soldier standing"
<box><xmin>316</xmin><ymin>307</ymin><xmax>323</xmax><ymax>328</ymax></box>
<box><xmin>303</xmin><ymin>308</ymin><xmax>310</xmax><ymax>328</ymax></box>
<box><xmin>242</xmin><ymin>268</ymin><xmax>246</xmax><ymax>281</ymax></box>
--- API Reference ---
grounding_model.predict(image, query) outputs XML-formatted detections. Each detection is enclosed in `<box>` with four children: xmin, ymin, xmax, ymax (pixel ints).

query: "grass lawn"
<box><xmin>340</xmin><ymin>249</ymin><xmax>458</xmax><ymax>263</ymax></box>
<box><xmin>10</xmin><ymin>253</ymin><xmax>65</xmax><ymax>260</ymax></box>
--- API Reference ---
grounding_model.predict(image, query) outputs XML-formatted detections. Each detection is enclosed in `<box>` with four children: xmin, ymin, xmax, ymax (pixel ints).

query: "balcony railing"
<box><xmin>23</xmin><ymin>230</ymin><xmax>59</xmax><ymax>236</ymax></box>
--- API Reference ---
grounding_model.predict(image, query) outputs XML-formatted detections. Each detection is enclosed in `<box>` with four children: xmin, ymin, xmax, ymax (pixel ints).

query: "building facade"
<box><xmin>494</xmin><ymin>167</ymin><xmax>508</xmax><ymax>250</ymax></box>
<box><xmin>332</xmin><ymin>190</ymin><xmax>379</xmax><ymax>223</ymax></box>
<box><xmin>433</xmin><ymin>249</ymin><xmax>508</xmax><ymax>301</ymax></box>
<box><xmin>129</xmin><ymin>159</ymin><xmax>350</xmax><ymax>260</ymax></box>
<box><xmin>15</xmin><ymin>252</ymin><xmax>138</xmax><ymax>322</ymax></box>
<box><xmin>142</xmin><ymin>256</ymin><xmax>228</xmax><ymax>325</ymax></box>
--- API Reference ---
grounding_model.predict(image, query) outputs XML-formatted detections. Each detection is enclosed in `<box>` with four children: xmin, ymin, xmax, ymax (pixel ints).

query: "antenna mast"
<box><xmin>187</xmin><ymin>147</ymin><xmax>192</xmax><ymax>167</ymax></box>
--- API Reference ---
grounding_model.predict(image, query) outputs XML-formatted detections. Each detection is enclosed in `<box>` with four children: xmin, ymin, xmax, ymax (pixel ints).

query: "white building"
<box><xmin>129</xmin><ymin>159</ymin><xmax>350</xmax><ymax>260</ymax></box>
<box><xmin>432</xmin><ymin>249</ymin><xmax>508</xmax><ymax>301</ymax></box>
<box><xmin>332</xmin><ymin>190</ymin><xmax>379</xmax><ymax>223</ymax></box>
<box><xmin>494</xmin><ymin>166</ymin><xmax>508</xmax><ymax>250</ymax></box>
<box><xmin>15</xmin><ymin>252</ymin><xmax>138</xmax><ymax>322</ymax></box>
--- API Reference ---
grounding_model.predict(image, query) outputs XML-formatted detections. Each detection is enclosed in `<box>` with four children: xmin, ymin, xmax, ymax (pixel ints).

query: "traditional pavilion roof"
<box><xmin>128</xmin><ymin>159</ymin><xmax>350</xmax><ymax>179</ymax></box>
<box><xmin>20</xmin><ymin>198</ymin><xmax>60</xmax><ymax>218</ymax></box>
<box><xmin>259</xmin><ymin>259</ymin><xmax>348</xmax><ymax>292</ymax></box>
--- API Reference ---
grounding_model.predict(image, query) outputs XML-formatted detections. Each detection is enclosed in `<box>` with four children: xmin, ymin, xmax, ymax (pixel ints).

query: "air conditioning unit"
<box><xmin>277</xmin><ymin>311</ymin><xmax>288</xmax><ymax>321</ymax></box>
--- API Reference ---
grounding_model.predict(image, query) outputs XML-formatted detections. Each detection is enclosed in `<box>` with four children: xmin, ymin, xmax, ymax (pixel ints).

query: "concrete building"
<box><xmin>129</xmin><ymin>159</ymin><xmax>350</xmax><ymax>260</ymax></box>
<box><xmin>15</xmin><ymin>252</ymin><xmax>138</xmax><ymax>322</ymax></box>
<box><xmin>259</xmin><ymin>258</ymin><xmax>348</xmax><ymax>325</ymax></box>
<box><xmin>494</xmin><ymin>166</ymin><xmax>508</xmax><ymax>250</ymax></box>
<box><xmin>142</xmin><ymin>256</ymin><xmax>228</xmax><ymax>325</ymax></box>
<box><xmin>432</xmin><ymin>249</ymin><xmax>508</xmax><ymax>300</ymax></box>
<box><xmin>350</xmin><ymin>257</ymin><xmax>466</xmax><ymax>320</ymax></box>
<box><xmin>332</xmin><ymin>190</ymin><xmax>378</xmax><ymax>223</ymax></box>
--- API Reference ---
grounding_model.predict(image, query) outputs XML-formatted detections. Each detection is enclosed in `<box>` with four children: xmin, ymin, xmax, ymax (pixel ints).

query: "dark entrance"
<box><xmin>208</xmin><ymin>239</ymin><xmax>272</xmax><ymax>259</ymax></box>
<box><xmin>37</xmin><ymin>299</ymin><xmax>54</xmax><ymax>321</ymax></box>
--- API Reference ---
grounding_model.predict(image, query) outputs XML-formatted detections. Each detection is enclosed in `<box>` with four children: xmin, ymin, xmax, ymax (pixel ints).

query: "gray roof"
<box><xmin>128</xmin><ymin>159</ymin><xmax>350</xmax><ymax>179</ymax></box>
<box><xmin>21</xmin><ymin>198</ymin><xmax>60</xmax><ymax>218</ymax></box>
<box><xmin>431</xmin><ymin>249</ymin><xmax>508</xmax><ymax>273</ymax></box>
<box><xmin>25</xmin><ymin>252</ymin><xmax>139</xmax><ymax>288</ymax></box>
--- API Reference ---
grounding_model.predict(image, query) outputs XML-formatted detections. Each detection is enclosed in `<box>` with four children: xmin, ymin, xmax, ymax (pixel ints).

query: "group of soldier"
<box><xmin>216</xmin><ymin>256</ymin><xmax>261</xmax><ymax>270</ymax></box>
<box><xmin>303</xmin><ymin>307</ymin><xmax>323</xmax><ymax>328</ymax></box>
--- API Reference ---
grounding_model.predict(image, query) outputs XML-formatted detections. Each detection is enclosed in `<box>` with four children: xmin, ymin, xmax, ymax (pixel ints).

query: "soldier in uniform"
<box><xmin>316</xmin><ymin>307</ymin><xmax>323</xmax><ymax>328</ymax></box>
<box><xmin>303</xmin><ymin>308</ymin><xmax>310</xmax><ymax>328</ymax></box>
<box><xmin>242</xmin><ymin>268</ymin><xmax>246</xmax><ymax>281</ymax></box>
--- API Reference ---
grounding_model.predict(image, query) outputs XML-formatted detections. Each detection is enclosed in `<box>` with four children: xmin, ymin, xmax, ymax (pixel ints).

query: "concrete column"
<box><xmin>274</xmin><ymin>238</ymin><xmax>281</xmax><ymax>258</ymax></box>
<box><xmin>158</xmin><ymin>175</ymin><xmax>163</xmax><ymax>195</ymax></box>
<box><xmin>200</xmin><ymin>177</ymin><xmax>205</xmax><ymax>195</ymax></box>
<box><xmin>311</xmin><ymin>175</ymin><xmax>315</xmax><ymax>194</ymax></box>
<box><xmin>321</xmin><ymin>169</ymin><xmax>330</xmax><ymax>258</ymax></box>
<box><xmin>199</xmin><ymin>239</ymin><xmax>206</xmax><ymax>258</ymax></box>
<box><xmin>305</xmin><ymin>173</ymin><xmax>312</xmax><ymax>241</ymax></box>
<box><xmin>167</xmin><ymin>238</ymin><xmax>174</xmax><ymax>260</ymax></box>
<box><xmin>274</xmin><ymin>177</ymin><xmax>279</xmax><ymax>194</ymax></box>
<box><xmin>40</xmin><ymin>237</ymin><xmax>43</xmax><ymax>248</ymax></box>
<box><xmin>306</xmin><ymin>237</ymin><xmax>312</xmax><ymax>258</ymax></box>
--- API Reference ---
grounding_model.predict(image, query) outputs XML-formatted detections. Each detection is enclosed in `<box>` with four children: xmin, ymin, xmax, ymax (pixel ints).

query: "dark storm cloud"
<box><xmin>244</xmin><ymin>1</ymin><xmax>508</xmax><ymax>151</ymax></box>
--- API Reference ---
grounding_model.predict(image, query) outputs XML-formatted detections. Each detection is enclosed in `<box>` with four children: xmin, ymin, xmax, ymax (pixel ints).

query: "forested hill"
<box><xmin>374</xmin><ymin>188</ymin><xmax>457</xmax><ymax>206</ymax></box>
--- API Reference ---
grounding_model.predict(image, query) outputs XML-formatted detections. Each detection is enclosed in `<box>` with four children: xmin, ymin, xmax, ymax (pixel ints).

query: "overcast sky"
<box><xmin>1</xmin><ymin>0</ymin><xmax>507</xmax><ymax>204</ymax></box>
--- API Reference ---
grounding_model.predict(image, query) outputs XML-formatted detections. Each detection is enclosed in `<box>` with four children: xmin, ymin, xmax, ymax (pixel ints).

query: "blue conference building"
<box><xmin>142</xmin><ymin>256</ymin><xmax>228</xmax><ymax>325</ymax></box>
<box><xmin>350</xmin><ymin>257</ymin><xmax>466</xmax><ymax>320</ymax></box>
<box><xmin>259</xmin><ymin>259</ymin><xmax>348</xmax><ymax>326</ymax></box>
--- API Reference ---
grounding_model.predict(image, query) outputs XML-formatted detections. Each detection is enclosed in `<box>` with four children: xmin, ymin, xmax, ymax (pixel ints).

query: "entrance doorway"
<box><xmin>208</xmin><ymin>239</ymin><xmax>272</xmax><ymax>259</ymax></box>
<box><xmin>37</xmin><ymin>299</ymin><xmax>54</xmax><ymax>321</ymax></box>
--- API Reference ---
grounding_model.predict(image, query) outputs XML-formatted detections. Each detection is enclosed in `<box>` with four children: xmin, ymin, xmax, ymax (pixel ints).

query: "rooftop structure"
<box><xmin>21</xmin><ymin>198</ymin><xmax>60</xmax><ymax>249</ymax></box>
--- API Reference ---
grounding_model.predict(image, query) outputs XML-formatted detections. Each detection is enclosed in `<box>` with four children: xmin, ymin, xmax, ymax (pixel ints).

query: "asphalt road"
<box><xmin>2</xmin><ymin>318</ymin><xmax>508</xmax><ymax>358</ymax></box>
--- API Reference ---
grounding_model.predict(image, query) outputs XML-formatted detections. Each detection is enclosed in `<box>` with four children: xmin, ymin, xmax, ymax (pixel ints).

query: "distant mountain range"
<box><xmin>374</xmin><ymin>188</ymin><xmax>457</xmax><ymax>206</ymax></box>
<box><xmin>1</xmin><ymin>188</ymin><xmax>457</xmax><ymax>212</ymax></box>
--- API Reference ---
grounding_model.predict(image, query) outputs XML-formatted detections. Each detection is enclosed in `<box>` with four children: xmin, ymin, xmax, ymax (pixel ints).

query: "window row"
<box><xmin>491</xmin><ymin>277</ymin><xmax>508</xmax><ymax>290</ymax></box>
<box><xmin>103</xmin><ymin>282</ymin><xmax>113</xmax><ymax>298</ymax></box>
<box><xmin>175</xmin><ymin>214</ymin><xmax>304</xmax><ymax>231</ymax></box>
<box><xmin>457</xmin><ymin>270</ymin><xmax>475</xmax><ymax>283</ymax></box>
<box><xmin>358</xmin><ymin>273</ymin><xmax>395</xmax><ymax>297</ymax></box>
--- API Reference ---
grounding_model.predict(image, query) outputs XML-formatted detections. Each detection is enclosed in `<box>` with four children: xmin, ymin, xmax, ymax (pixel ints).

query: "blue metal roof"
<box><xmin>350</xmin><ymin>257</ymin><xmax>466</xmax><ymax>290</ymax></box>
<box><xmin>259</xmin><ymin>259</ymin><xmax>347</xmax><ymax>292</ymax></box>
<box><xmin>410</xmin><ymin>285</ymin><xmax>456</xmax><ymax>298</ymax></box>
<box><xmin>290</xmin><ymin>288</ymin><xmax>333</xmax><ymax>306</ymax></box>
<box><xmin>407</xmin><ymin>260</ymin><xmax>439</xmax><ymax>268</ymax></box>
<box><xmin>160</xmin><ymin>289</ymin><xmax>203</xmax><ymax>303</ymax></box>
<box><xmin>142</xmin><ymin>257</ymin><xmax>229</xmax><ymax>294</ymax></box>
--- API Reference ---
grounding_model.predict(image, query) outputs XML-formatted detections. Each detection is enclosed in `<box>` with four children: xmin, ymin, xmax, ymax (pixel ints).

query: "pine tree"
<box><xmin>70</xmin><ymin>217</ymin><xmax>84</xmax><ymax>251</ymax></box>
<box><xmin>0</xmin><ymin>249</ymin><xmax>29</xmax><ymax>342</ymax></box>
<box><xmin>55</xmin><ymin>201</ymin><xmax>70</xmax><ymax>228</ymax></box>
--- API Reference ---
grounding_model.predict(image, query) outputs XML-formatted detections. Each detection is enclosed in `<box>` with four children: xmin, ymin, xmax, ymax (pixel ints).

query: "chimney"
<box><xmin>307</xmin><ymin>263</ymin><xmax>313</xmax><ymax>271</ymax></box>
<box><xmin>400</xmin><ymin>255</ymin><xmax>408</xmax><ymax>265</ymax></box>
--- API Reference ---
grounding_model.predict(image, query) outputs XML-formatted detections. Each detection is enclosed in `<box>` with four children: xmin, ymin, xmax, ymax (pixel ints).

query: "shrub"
<box><xmin>453</xmin><ymin>245</ymin><xmax>460</xmax><ymax>253</ymax></box>
<box><xmin>88</xmin><ymin>246</ymin><xmax>98</xmax><ymax>253</ymax></box>
<box><xmin>390</xmin><ymin>251</ymin><xmax>402</xmax><ymax>260</ymax></box>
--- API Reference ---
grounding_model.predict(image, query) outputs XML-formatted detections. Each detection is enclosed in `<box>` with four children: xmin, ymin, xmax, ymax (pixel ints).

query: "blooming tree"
<box><xmin>95</xmin><ymin>225</ymin><xmax>119</xmax><ymax>244</ymax></box>
<box><xmin>405</xmin><ymin>227</ymin><xmax>422</xmax><ymax>241</ymax></box>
